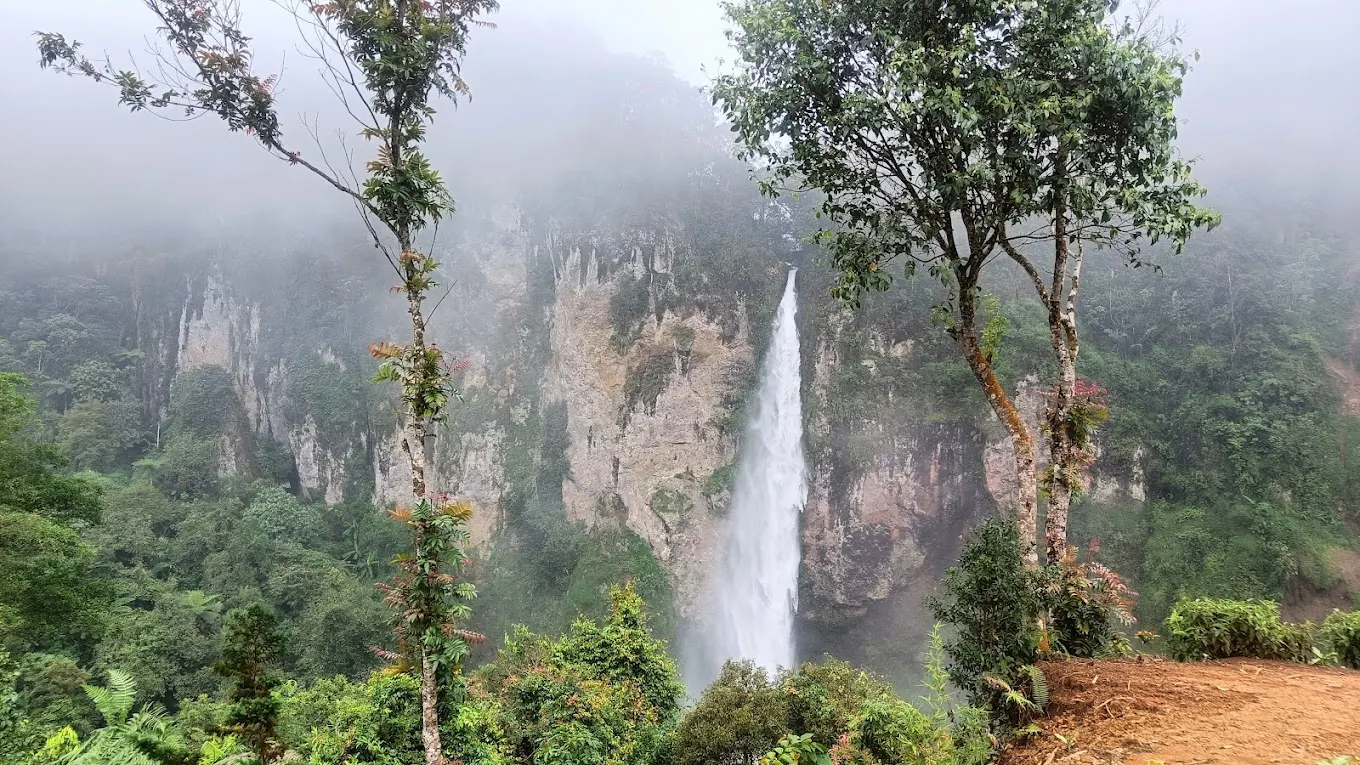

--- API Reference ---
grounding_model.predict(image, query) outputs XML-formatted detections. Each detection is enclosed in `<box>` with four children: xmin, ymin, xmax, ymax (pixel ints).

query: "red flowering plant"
<box><xmin>1037</xmin><ymin>539</ymin><xmax>1137</xmax><ymax>658</ymax></box>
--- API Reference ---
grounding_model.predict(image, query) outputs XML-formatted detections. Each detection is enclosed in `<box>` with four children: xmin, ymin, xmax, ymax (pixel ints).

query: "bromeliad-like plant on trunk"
<box><xmin>37</xmin><ymin>2</ymin><xmax>497</xmax><ymax>763</ymax></box>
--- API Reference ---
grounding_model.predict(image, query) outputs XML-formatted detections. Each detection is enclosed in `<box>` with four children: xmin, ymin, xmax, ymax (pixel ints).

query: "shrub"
<box><xmin>1164</xmin><ymin>599</ymin><xmax>1310</xmax><ymax>661</ymax></box>
<box><xmin>850</xmin><ymin>697</ymin><xmax>938</xmax><ymax>764</ymax></box>
<box><xmin>1040</xmin><ymin>544</ymin><xmax>1136</xmax><ymax>659</ymax></box>
<box><xmin>948</xmin><ymin>707</ymin><xmax>995</xmax><ymax>765</ymax></box>
<box><xmin>1278</xmin><ymin>620</ymin><xmax>1320</xmax><ymax>664</ymax></box>
<box><xmin>277</xmin><ymin>671</ymin><xmax>425</xmax><ymax>764</ymax></box>
<box><xmin>780</xmin><ymin>659</ymin><xmax>894</xmax><ymax>748</ymax></box>
<box><xmin>1321</xmin><ymin>610</ymin><xmax>1360</xmax><ymax>669</ymax></box>
<box><xmin>675</xmin><ymin>661</ymin><xmax>788</xmax><ymax>765</ymax></box>
<box><xmin>474</xmin><ymin>584</ymin><xmax>681</xmax><ymax>765</ymax></box>
<box><xmin>927</xmin><ymin>519</ymin><xmax>1041</xmax><ymax>712</ymax></box>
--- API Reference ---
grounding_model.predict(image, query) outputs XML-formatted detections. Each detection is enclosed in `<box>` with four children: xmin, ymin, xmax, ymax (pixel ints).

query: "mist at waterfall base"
<box><xmin>683</xmin><ymin>269</ymin><xmax>808</xmax><ymax>692</ymax></box>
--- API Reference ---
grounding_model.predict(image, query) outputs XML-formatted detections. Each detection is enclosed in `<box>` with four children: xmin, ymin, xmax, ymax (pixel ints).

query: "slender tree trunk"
<box><xmin>1043</xmin><ymin>187</ymin><xmax>1075</xmax><ymax>564</ymax></box>
<box><xmin>958</xmin><ymin>282</ymin><xmax>1040</xmax><ymax>567</ymax></box>
<box><xmin>401</xmin><ymin>261</ymin><xmax>444</xmax><ymax>765</ymax></box>
<box><xmin>420</xmin><ymin>653</ymin><xmax>442</xmax><ymax>765</ymax></box>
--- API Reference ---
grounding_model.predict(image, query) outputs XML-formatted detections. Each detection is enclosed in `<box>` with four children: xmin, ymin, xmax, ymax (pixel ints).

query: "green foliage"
<box><xmin>1</xmin><ymin>650</ymin><xmax>43</xmax><ymax>762</ymax></box>
<box><xmin>380</xmin><ymin>498</ymin><xmax>480</xmax><ymax>682</ymax></box>
<box><xmin>48</xmin><ymin>669</ymin><xmax>191</xmax><ymax>765</ymax></box>
<box><xmin>214</xmin><ymin>605</ymin><xmax>284</xmax><ymax>763</ymax></box>
<box><xmin>562</xmin><ymin>531</ymin><xmax>676</xmax><ymax>641</ymax></box>
<box><xmin>977</xmin><ymin>295</ymin><xmax>1009</xmax><ymax>365</ymax></box>
<box><xmin>851</xmin><ymin>698</ymin><xmax>939</xmax><ymax>764</ymax></box>
<box><xmin>1164</xmin><ymin>598</ymin><xmax>1315</xmax><ymax>662</ymax></box>
<box><xmin>702</xmin><ymin>463</ymin><xmax>738</xmax><ymax>508</ymax></box>
<box><xmin>58</xmin><ymin>398</ymin><xmax>142</xmax><ymax>471</ymax></box>
<box><xmin>145</xmin><ymin>433</ymin><xmax>222</xmax><ymax>500</ymax></box>
<box><xmin>169</xmin><ymin>368</ymin><xmax>238</xmax><ymax>440</ymax></box>
<box><xmin>761</xmin><ymin>733</ymin><xmax>829</xmax><ymax>765</ymax></box>
<box><xmin>781</xmin><ymin>660</ymin><xmax>893</xmax><ymax>748</ymax></box>
<box><xmin>648</xmin><ymin>488</ymin><xmax>691</xmax><ymax>523</ymax></box>
<box><xmin>0</xmin><ymin>374</ymin><xmax>109</xmax><ymax>650</ymax></box>
<box><xmin>1037</xmin><ymin>546</ymin><xmax>1136</xmax><ymax>659</ymax></box>
<box><xmin>1320</xmin><ymin>610</ymin><xmax>1360</xmax><ymax>670</ymax></box>
<box><xmin>196</xmin><ymin>735</ymin><xmax>244</xmax><ymax>765</ymax></box>
<box><xmin>675</xmin><ymin>661</ymin><xmax>788</xmax><ymax>765</ymax></box>
<box><xmin>284</xmin><ymin>352</ymin><xmax>368</xmax><ymax>448</ymax></box>
<box><xmin>0</xmin><ymin>510</ymin><xmax>105</xmax><ymax>652</ymax></box>
<box><xmin>7</xmin><ymin>653</ymin><xmax>96</xmax><ymax>752</ymax></box>
<box><xmin>623</xmin><ymin>350</ymin><xmax>676</xmax><ymax>423</ymax></box>
<box><xmin>1067</xmin><ymin>217</ymin><xmax>1359</xmax><ymax>626</ymax></box>
<box><xmin>678</xmin><ymin>650</ymin><xmax>991</xmax><ymax>765</ymax></box>
<box><xmin>927</xmin><ymin>520</ymin><xmax>1040</xmax><ymax>713</ymax></box>
<box><xmin>0</xmin><ymin>374</ymin><xmax>103</xmax><ymax>525</ymax></box>
<box><xmin>68</xmin><ymin>359</ymin><xmax>127</xmax><ymax>403</ymax></box>
<box><xmin>474</xmin><ymin>584</ymin><xmax>682</xmax><ymax>765</ymax></box>
<box><xmin>611</xmin><ymin>272</ymin><xmax>655</xmax><ymax>351</ymax></box>
<box><xmin>277</xmin><ymin>671</ymin><xmax>426</xmax><ymax>765</ymax></box>
<box><xmin>95</xmin><ymin>587</ymin><xmax>224</xmax><ymax>707</ymax></box>
<box><xmin>241</xmin><ymin>488</ymin><xmax>325</xmax><ymax>548</ymax></box>
<box><xmin>554</xmin><ymin>583</ymin><xmax>683</xmax><ymax>724</ymax></box>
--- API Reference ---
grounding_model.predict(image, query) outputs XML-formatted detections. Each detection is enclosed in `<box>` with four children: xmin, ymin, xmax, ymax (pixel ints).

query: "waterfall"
<box><xmin>709</xmin><ymin>267</ymin><xmax>807</xmax><ymax>677</ymax></box>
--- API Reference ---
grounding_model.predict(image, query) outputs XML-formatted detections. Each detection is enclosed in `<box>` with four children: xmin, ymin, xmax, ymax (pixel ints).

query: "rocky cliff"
<box><xmin>143</xmin><ymin>205</ymin><xmax>1148</xmax><ymax>684</ymax></box>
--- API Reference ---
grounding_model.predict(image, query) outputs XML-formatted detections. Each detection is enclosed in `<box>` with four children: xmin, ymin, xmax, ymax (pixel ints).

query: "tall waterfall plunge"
<box><xmin>704</xmin><ymin>267</ymin><xmax>808</xmax><ymax>679</ymax></box>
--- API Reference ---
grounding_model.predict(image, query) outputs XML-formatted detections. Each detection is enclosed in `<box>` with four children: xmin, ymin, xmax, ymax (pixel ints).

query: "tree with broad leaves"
<box><xmin>713</xmin><ymin>0</ymin><xmax>1215</xmax><ymax>564</ymax></box>
<box><xmin>36</xmin><ymin>2</ymin><xmax>496</xmax><ymax>762</ymax></box>
<box><xmin>994</xmin><ymin>0</ymin><xmax>1218</xmax><ymax>562</ymax></box>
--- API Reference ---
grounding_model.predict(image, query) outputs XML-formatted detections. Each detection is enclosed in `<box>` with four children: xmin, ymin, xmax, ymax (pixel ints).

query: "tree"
<box><xmin>714</xmin><ymin>0</ymin><xmax>1051</xmax><ymax>562</ymax></box>
<box><xmin>0</xmin><ymin>373</ymin><xmax>102</xmax><ymax>526</ymax></box>
<box><xmin>714</xmin><ymin>0</ymin><xmax>1215</xmax><ymax>563</ymax></box>
<box><xmin>675</xmin><ymin>661</ymin><xmax>787</xmax><ymax>765</ymax></box>
<box><xmin>0</xmin><ymin>374</ymin><xmax>106</xmax><ymax>650</ymax></box>
<box><xmin>57</xmin><ymin>398</ymin><xmax>141</xmax><ymax>472</ymax></box>
<box><xmin>214</xmin><ymin>605</ymin><xmax>285</xmax><ymax>764</ymax></box>
<box><xmin>991</xmin><ymin>1</ymin><xmax>1217</xmax><ymax>561</ymax></box>
<box><xmin>37</xmin><ymin>2</ymin><xmax>497</xmax><ymax>761</ymax></box>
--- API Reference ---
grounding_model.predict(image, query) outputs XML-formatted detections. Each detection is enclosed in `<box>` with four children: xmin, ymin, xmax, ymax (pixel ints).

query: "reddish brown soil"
<box><xmin>998</xmin><ymin>657</ymin><xmax>1360</xmax><ymax>765</ymax></box>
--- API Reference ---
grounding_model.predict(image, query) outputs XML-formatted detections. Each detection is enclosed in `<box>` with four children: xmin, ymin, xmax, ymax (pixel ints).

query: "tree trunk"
<box><xmin>403</xmin><ymin>271</ymin><xmax>444</xmax><ymax>765</ymax></box>
<box><xmin>421</xmin><ymin>653</ymin><xmax>442</xmax><ymax>765</ymax></box>
<box><xmin>1043</xmin><ymin>184</ymin><xmax>1084</xmax><ymax>565</ymax></box>
<box><xmin>958</xmin><ymin>283</ymin><xmax>1040</xmax><ymax>567</ymax></box>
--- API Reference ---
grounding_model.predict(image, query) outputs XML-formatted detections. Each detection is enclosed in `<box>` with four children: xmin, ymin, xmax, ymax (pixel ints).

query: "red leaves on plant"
<box><xmin>370</xmin><ymin>341</ymin><xmax>402</xmax><ymax>359</ymax></box>
<box><xmin>1043</xmin><ymin>378</ymin><xmax>1109</xmax><ymax>401</ymax></box>
<box><xmin>448</xmin><ymin>626</ymin><xmax>487</xmax><ymax>644</ymax></box>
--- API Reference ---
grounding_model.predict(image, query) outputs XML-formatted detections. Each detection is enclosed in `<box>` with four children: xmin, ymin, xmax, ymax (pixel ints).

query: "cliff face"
<box><xmin>147</xmin><ymin>207</ymin><xmax>1146</xmax><ymax>684</ymax></box>
<box><xmin>539</xmin><ymin>241</ymin><xmax>744</xmax><ymax>618</ymax></box>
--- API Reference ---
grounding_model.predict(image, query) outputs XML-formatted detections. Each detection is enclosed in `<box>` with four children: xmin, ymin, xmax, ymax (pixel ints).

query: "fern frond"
<box><xmin>84</xmin><ymin>669</ymin><xmax>137</xmax><ymax>725</ymax></box>
<box><xmin>1026</xmin><ymin>665</ymin><xmax>1050</xmax><ymax>711</ymax></box>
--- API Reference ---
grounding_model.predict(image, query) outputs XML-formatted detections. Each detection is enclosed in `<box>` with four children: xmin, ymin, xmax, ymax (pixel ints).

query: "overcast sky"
<box><xmin>2</xmin><ymin>0</ymin><xmax>1357</xmax><ymax>247</ymax></box>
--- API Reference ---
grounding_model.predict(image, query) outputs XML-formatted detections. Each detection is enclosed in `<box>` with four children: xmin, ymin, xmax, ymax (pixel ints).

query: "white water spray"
<box><xmin>711</xmin><ymin>267</ymin><xmax>807</xmax><ymax>676</ymax></box>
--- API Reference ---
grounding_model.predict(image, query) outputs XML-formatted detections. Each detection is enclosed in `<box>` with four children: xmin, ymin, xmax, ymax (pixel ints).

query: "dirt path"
<box><xmin>999</xmin><ymin>657</ymin><xmax>1360</xmax><ymax>765</ymax></box>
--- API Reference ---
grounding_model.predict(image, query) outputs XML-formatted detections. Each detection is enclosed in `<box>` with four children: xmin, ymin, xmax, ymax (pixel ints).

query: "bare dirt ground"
<box><xmin>998</xmin><ymin>657</ymin><xmax>1360</xmax><ymax>765</ymax></box>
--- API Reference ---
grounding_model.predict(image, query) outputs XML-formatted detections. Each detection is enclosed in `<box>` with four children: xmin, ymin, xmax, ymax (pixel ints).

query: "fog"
<box><xmin>1</xmin><ymin>0</ymin><xmax>1356</xmax><ymax>254</ymax></box>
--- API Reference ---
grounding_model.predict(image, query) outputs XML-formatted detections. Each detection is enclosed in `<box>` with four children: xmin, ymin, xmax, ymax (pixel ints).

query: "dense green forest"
<box><xmin>3</xmin><ymin>185</ymin><xmax>1355</xmax><ymax>765</ymax></box>
<box><xmin>3</xmin><ymin>0</ymin><xmax>1359</xmax><ymax>763</ymax></box>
